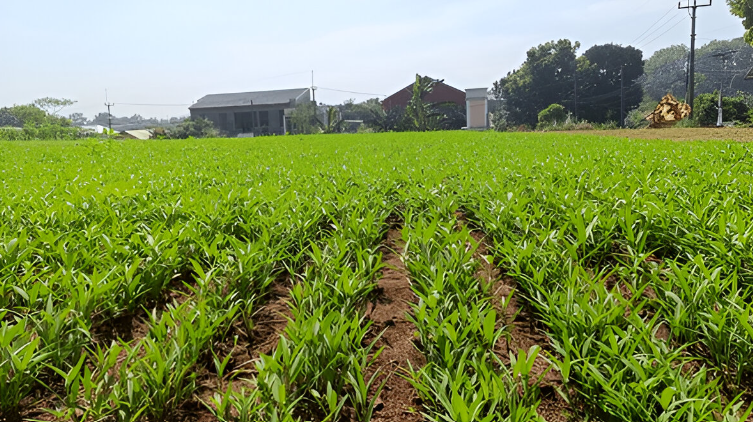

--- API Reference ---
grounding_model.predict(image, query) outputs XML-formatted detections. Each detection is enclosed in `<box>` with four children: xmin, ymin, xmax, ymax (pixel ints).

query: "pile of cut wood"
<box><xmin>646</xmin><ymin>94</ymin><xmax>692</xmax><ymax>128</ymax></box>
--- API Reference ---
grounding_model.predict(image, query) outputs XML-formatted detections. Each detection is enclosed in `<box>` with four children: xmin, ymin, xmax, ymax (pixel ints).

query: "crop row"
<box><xmin>1</xmin><ymin>133</ymin><xmax>752</xmax><ymax>421</ymax></box>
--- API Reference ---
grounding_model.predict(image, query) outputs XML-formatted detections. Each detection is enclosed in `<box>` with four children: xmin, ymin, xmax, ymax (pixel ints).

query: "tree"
<box><xmin>365</xmin><ymin>106</ymin><xmax>408</xmax><ymax>132</ymax></box>
<box><xmin>402</xmin><ymin>74</ymin><xmax>465</xmax><ymax>131</ymax></box>
<box><xmin>3</xmin><ymin>105</ymin><xmax>48</xmax><ymax>126</ymax></box>
<box><xmin>493</xmin><ymin>40</ymin><xmax>580</xmax><ymax>126</ymax></box>
<box><xmin>693</xmin><ymin>91</ymin><xmax>751</xmax><ymax>126</ymax></box>
<box><xmin>317</xmin><ymin>106</ymin><xmax>347</xmax><ymax>134</ymax></box>
<box><xmin>405</xmin><ymin>74</ymin><xmax>444</xmax><ymax>131</ymax></box>
<box><xmin>169</xmin><ymin>117</ymin><xmax>218</xmax><ymax>139</ymax></box>
<box><xmin>578</xmin><ymin>44</ymin><xmax>644</xmax><ymax>123</ymax></box>
<box><xmin>728</xmin><ymin>0</ymin><xmax>753</xmax><ymax>45</ymax></box>
<box><xmin>33</xmin><ymin>98</ymin><xmax>76</xmax><ymax>116</ymax></box>
<box><xmin>641</xmin><ymin>39</ymin><xmax>753</xmax><ymax>102</ymax></box>
<box><xmin>69</xmin><ymin>113</ymin><xmax>88</xmax><ymax>126</ymax></box>
<box><xmin>290</xmin><ymin>101</ymin><xmax>320</xmax><ymax>134</ymax></box>
<box><xmin>641</xmin><ymin>45</ymin><xmax>690</xmax><ymax>101</ymax></box>
<box><xmin>0</xmin><ymin>109</ymin><xmax>22</xmax><ymax>127</ymax></box>
<box><xmin>339</xmin><ymin>98</ymin><xmax>383</xmax><ymax>121</ymax></box>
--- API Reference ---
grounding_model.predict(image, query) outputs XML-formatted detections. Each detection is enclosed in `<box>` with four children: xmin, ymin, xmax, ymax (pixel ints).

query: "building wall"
<box><xmin>190</xmin><ymin>105</ymin><xmax>288</xmax><ymax>135</ymax></box>
<box><xmin>383</xmin><ymin>82</ymin><xmax>466</xmax><ymax>110</ymax></box>
<box><xmin>467</xmin><ymin>99</ymin><xmax>487</xmax><ymax>128</ymax></box>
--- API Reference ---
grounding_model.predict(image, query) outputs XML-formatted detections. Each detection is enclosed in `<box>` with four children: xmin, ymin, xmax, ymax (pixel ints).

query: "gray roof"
<box><xmin>190</xmin><ymin>88</ymin><xmax>310</xmax><ymax>109</ymax></box>
<box><xmin>746</xmin><ymin>67</ymin><xmax>753</xmax><ymax>80</ymax></box>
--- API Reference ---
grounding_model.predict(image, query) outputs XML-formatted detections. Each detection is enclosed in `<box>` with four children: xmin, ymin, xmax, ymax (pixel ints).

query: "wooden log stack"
<box><xmin>646</xmin><ymin>94</ymin><xmax>692</xmax><ymax>128</ymax></box>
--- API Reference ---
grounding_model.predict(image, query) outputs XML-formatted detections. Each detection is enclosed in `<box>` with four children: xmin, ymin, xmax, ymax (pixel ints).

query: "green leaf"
<box><xmin>660</xmin><ymin>387</ymin><xmax>677</xmax><ymax>410</ymax></box>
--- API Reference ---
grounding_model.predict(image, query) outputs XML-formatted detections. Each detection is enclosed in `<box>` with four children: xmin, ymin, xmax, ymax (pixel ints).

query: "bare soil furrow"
<box><xmin>366</xmin><ymin>228</ymin><xmax>425</xmax><ymax>422</ymax></box>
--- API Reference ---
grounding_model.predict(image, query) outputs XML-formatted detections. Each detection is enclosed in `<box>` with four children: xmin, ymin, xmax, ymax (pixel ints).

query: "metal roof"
<box><xmin>746</xmin><ymin>67</ymin><xmax>753</xmax><ymax>80</ymax></box>
<box><xmin>123</xmin><ymin>130</ymin><xmax>153</xmax><ymax>140</ymax></box>
<box><xmin>189</xmin><ymin>88</ymin><xmax>311</xmax><ymax>110</ymax></box>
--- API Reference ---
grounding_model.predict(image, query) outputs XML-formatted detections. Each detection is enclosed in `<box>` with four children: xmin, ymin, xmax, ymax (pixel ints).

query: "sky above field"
<box><xmin>0</xmin><ymin>0</ymin><xmax>746</xmax><ymax>119</ymax></box>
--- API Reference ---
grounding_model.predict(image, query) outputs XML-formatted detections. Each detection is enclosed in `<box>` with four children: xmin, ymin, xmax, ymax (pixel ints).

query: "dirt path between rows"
<box><xmin>465</xmin><ymin>218</ymin><xmax>572</xmax><ymax>422</ymax></box>
<box><xmin>366</xmin><ymin>228</ymin><xmax>425</xmax><ymax>422</ymax></box>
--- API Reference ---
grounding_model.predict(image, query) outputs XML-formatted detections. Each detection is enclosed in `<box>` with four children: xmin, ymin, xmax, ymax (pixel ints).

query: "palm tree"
<box><xmin>316</xmin><ymin>106</ymin><xmax>348</xmax><ymax>134</ymax></box>
<box><xmin>405</xmin><ymin>74</ymin><xmax>451</xmax><ymax>131</ymax></box>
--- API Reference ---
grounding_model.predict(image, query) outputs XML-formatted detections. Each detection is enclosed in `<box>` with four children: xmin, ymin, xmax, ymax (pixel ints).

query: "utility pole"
<box><xmin>712</xmin><ymin>50</ymin><xmax>737</xmax><ymax>127</ymax></box>
<box><xmin>311</xmin><ymin>70</ymin><xmax>317</xmax><ymax>104</ymax></box>
<box><xmin>620</xmin><ymin>65</ymin><xmax>625</xmax><ymax>128</ymax></box>
<box><xmin>573</xmin><ymin>72</ymin><xmax>578</xmax><ymax>121</ymax></box>
<box><xmin>104</xmin><ymin>89</ymin><xmax>114</xmax><ymax>132</ymax></box>
<box><xmin>679</xmin><ymin>0</ymin><xmax>712</xmax><ymax>117</ymax></box>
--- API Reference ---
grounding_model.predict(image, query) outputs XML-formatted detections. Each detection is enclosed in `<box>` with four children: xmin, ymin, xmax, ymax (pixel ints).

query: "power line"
<box><xmin>631</xmin><ymin>5</ymin><xmax>678</xmax><ymax>44</ymax></box>
<box><xmin>317</xmin><ymin>87</ymin><xmax>387</xmax><ymax>97</ymax></box>
<box><xmin>115</xmin><ymin>103</ymin><xmax>191</xmax><ymax>107</ymax></box>
<box><xmin>639</xmin><ymin>16</ymin><xmax>689</xmax><ymax>49</ymax></box>
<box><xmin>636</xmin><ymin>14</ymin><xmax>687</xmax><ymax>47</ymax></box>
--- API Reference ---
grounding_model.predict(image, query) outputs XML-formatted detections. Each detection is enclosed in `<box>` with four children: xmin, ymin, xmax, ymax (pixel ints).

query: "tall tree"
<box><xmin>493</xmin><ymin>40</ymin><xmax>580</xmax><ymax>126</ymax></box>
<box><xmin>69</xmin><ymin>113</ymin><xmax>88</xmax><ymax>126</ymax></box>
<box><xmin>728</xmin><ymin>0</ymin><xmax>753</xmax><ymax>45</ymax></box>
<box><xmin>405</xmin><ymin>74</ymin><xmax>444</xmax><ymax>131</ymax></box>
<box><xmin>641</xmin><ymin>38</ymin><xmax>753</xmax><ymax>102</ymax></box>
<box><xmin>32</xmin><ymin>98</ymin><xmax>76</xmax><ymax>116</ymax></box>
<box><xmin>578</xmin><ymin>44</ymin><xmax>644</xmax><ymax>123</ymax></box>
<box><xmin>317</xmin><ymin>107</ymin><xmax>348</xmax><ymax>134</ymax></box>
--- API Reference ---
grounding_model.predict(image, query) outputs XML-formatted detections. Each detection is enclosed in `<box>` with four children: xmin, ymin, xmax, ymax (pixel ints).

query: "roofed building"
<box><xmin>189</xmin><ymin>88</ymin><xmax>311</xmax><ymax>136</ymax></box>
<box><xmin>382</xmin><ymin>80</ymin><xmax>465</xmax><ymax>110</ymax></box>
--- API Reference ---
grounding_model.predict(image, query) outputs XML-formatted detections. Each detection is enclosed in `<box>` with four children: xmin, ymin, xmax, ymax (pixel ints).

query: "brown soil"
<box><xmin>91</xmin><ymin>310</ymin><xmax>150</xmax><ymax>346</ymax></box>
<box><xmin>242</xmin><ymin>278</ymin><xmax>293</xmax><ymax>364</ymax></box>
<box><xmin>456</xmin><ymin>211</ymin><xmax>573</xmax><ymax>421</ymax></box>
<box><xmin>188</xmin><ymin>275</ymin><xmax>294</xmax><ymax>421</ymax></box>
<box><xmin>559</xmin><ymin>127</ymin><xmax>753</xmax><ymax>142</ymax></box>
<box><xmin>365</xmin><ymin>228</ymin><xmax>425</xmax><ymax>422</ymax></box>
<box><xmin>467</xmin><ymin>223</ymin><xmax>572</xmax><ymax>422</ymax></box>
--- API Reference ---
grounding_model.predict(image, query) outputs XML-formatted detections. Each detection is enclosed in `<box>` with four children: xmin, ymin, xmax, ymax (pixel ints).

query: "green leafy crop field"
<box><xmin>1</xmin><ymin>132</ymin><xmax>752</xmax><ymax>422</ymax></box>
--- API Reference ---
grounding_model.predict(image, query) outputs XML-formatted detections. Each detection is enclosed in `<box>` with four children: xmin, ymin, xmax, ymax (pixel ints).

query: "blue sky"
<box><xmin>0</xmin><ymin>0</ymin><xmax>745</xmax><ymax>119</ymax></box>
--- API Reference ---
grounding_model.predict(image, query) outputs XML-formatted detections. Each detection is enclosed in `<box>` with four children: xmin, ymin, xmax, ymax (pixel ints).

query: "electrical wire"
<box><xmin>317</xmin><ymin>87</ymin><xmax>387</xmax><ymax>97</ymax></box>
<box><xmin>635</xmin><ymin>14</ymin><xmax>687</xmax><ymax>47</ymax></box>
<box><xmin>631</xmin><ymin>5</ymin><xmax>678</xmax><ymax>44</ymax></box>
<box><xmin>639</xmin><ymin>16</ymin><xmax>689</xmax><ymax>49</ymax></box>
<box><xmin>115</xmin><ymin>103</ymin><xmax>191</xmax><ymax>107</ymax></box>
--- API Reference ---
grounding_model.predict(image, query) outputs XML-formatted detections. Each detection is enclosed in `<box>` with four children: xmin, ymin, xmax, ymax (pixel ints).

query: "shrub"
<box><xmin>168</xmin><ymin>117</ymin><xmax>218</xmax><ymax>139</ymax></box>
<box><xmin>593</xmin><ymin>121</ymin><xmax>619</xmax><ymax>130</ymax></box>
<box><xmin>693</xmin><ymin>91</ymin><xmax>750</xmax><ymax>126</ymax></box>
<box><xmin>0</xmin><ymin>124</ymin><xmax>86</xmax><ymax>141</ymax></box>
<box><xmin>538</xmin><ymin>104</ymin><xmax>568</xmax><ymax>127</ymax></box>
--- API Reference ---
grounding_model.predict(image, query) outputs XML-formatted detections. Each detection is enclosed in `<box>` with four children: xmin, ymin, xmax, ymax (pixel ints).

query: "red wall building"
<box><xmin>383</xmin><ymin>81</ymin><xmax>466</xmax><ymax>110</ymax></box>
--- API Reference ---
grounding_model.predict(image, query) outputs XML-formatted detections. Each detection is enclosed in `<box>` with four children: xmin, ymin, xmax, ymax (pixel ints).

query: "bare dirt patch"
<box><xmin>366</xmin><ymin>228</ymin><xmax>425</xmax><ymax>422</ymax></box>
<box><xmin>559</xmin><ymin>127</ymin><xmax>753</xmax><ymax>142</ymax></box>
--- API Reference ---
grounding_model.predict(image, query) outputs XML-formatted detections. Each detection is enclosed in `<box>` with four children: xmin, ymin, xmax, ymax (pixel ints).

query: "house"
<box><xmin>465</xmin><ymin>88</ymin><xmax>489</xmax><ymax>130</ymax></box>
<box><xmin>382</xmin><ymin>80</ymin><xmax>465</xmax><ymax>110</ymax></box>
<box><xmin>189</xmin><ymin>88</ymin><xmax>311</xmax><ymax>136</ymax></box>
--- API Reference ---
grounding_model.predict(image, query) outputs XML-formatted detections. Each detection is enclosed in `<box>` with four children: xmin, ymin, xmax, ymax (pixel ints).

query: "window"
<box><xmin>259</xmin><ymin>111</ymin><xmax>269</xmax><ymax>128</ymax></box>
<box><xmin>219</xmin><ymin>113</ymin><xmax>228</xmax><ymax>130</ymax></box>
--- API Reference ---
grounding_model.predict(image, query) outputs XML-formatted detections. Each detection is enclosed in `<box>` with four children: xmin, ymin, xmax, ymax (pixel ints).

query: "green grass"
<box><xmin>0</xmin><ymin>132</ymin><xmax>752</xmax><ymax>421</ymax></box>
